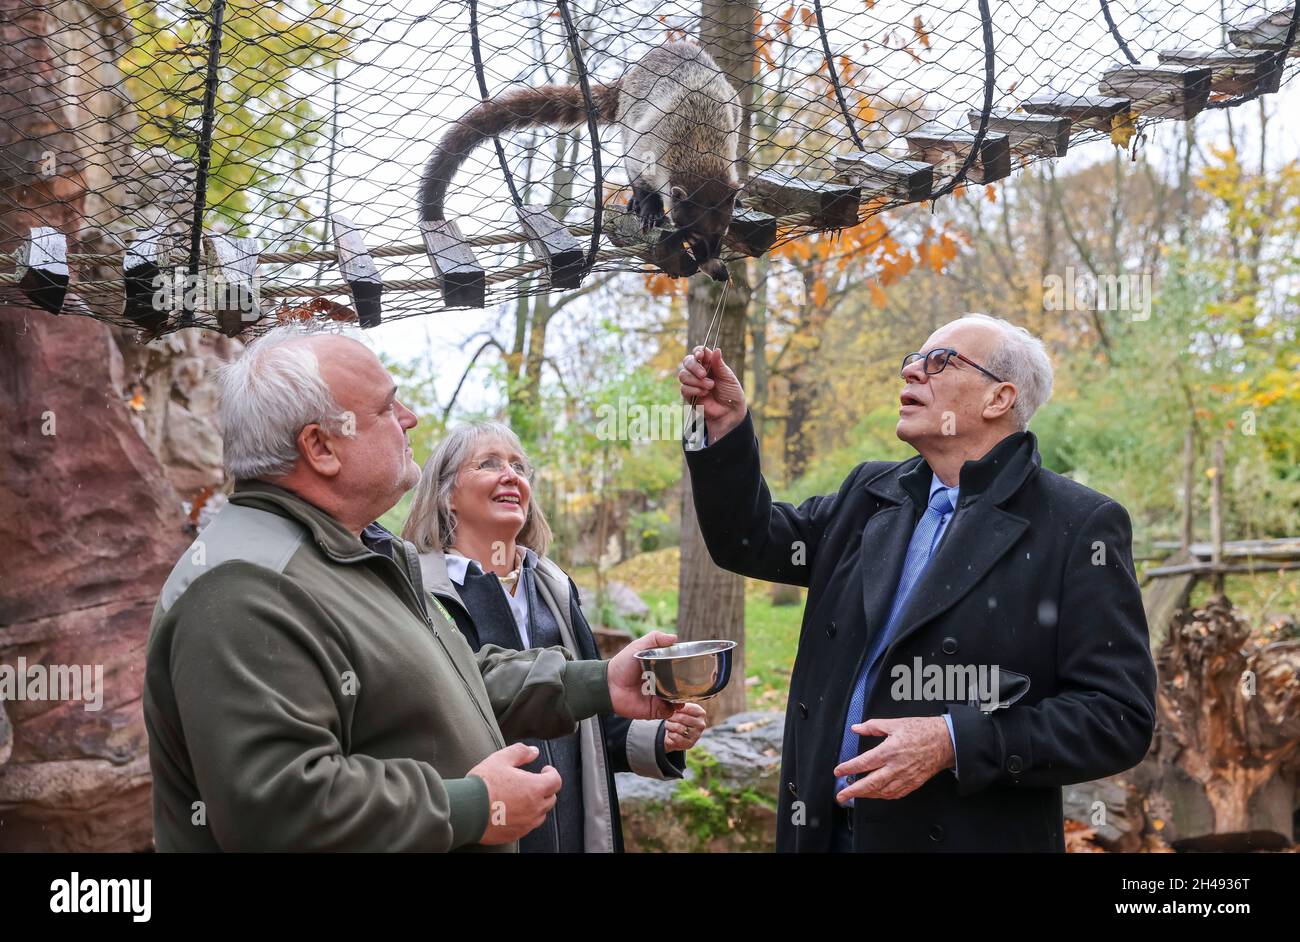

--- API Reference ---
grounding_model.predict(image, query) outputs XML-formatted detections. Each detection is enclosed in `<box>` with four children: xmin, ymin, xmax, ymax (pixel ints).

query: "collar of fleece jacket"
<box><xmin>231</xmin><ymin>479</ymin><xmax>401</xmax><ymax>562</ymax></box>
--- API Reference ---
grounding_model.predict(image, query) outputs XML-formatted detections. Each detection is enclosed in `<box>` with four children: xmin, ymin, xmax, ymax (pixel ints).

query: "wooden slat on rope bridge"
<box><xmin>515</xmin><ymin>204</ymin><xmax>584</xmax><ymax>291</ymax></box>
<box><xmin>1099</xmin><ymin>65</ymin><xmax>1213</xmax><ymax>119</ymax></box>
<box><xmin>331</xmin><ymin>214</ymin><xmax>383</xmax><ymax>328</ymax></box>
<box><xmin>205</xmin><ymin>234</ymin><xmax>262</xmax><ymax>337</ymax></box>
<box><xmin>605</xmin><ymin>212</ymin><xmax>700</xmax><ymax>277</ymax></box>
<box><xmin>419</xmin><ymin>219</ymin><xmax>485</xmax><ymax>308</ymax></box>
<box><xmin>1021</xmin><ymin>92</ymin><xmax>1131</xmax><ymax>131</ymax></box>
<box><xmin>18</xmin><ymin>227</ymin><xmax>68</xmax><ymax>315</ymax></box>
<box><xmin>904</xmin><ymin>126</ymin><xmax>1011</xmax><ymax>184</ymax></box>
<box><xmin>967</xmin><ymin>111</ymin><xmax>1072</xmax><ymax>158</ymax></box>
<box><xmin>832</xmin><ymin>151</ymin><xmax>935</xmax><ymax>203</ymax></box>
<box><xmin>1157</xmin><ymin>47</ymin><xmax>1284</xmax><ymax>95</ymax></box>
<box><xmin>723</xmin><ymin>207</ymin><xmax>778</xmax><ymax>257</ymax></box>
<box><xmin>123</xmin><ymin>226</ymin><xmax>170</xmax><ymax>331</ymax></box>
<box><xmin>1229</xmin><ymin>7</ymin><xmax>1300</xmax><ymax>50</ymax></box>
<box><xmin>745</xmin><ymin>169</ymin><xmax>860</xmax><ymax>229</ymax></box>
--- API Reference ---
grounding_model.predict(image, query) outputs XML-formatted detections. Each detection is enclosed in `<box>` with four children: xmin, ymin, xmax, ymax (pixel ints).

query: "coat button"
<box><xmin>929</xmin><ymin>824</ymin><xmax>945</xmax><ymax>842</ymax></box>
<box><xmin>1007</xmin><ymin>755</ymin><xmax>1023</xmax><ymax>774</ymax></box>
<box><xmin>798</xmin><ymin>702</ymin><xmax>809</xmax><ymax>719</ymax></box>
<box><xmin>787</xmin><ymin>782</ymin><xmax>798</xmax><ymax>798</ymax></box>
<box><xmin>826</xmin><ymin>621</ymin><xmax>838</xmax><ymax>638</ymax></box>
<box><xmin>942</xmin><ymin>637</ymin><xmax>958</xmax><ymax>655</ymax></box>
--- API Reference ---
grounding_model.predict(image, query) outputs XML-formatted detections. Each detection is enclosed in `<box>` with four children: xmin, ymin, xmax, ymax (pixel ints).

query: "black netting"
<box><xmin>2</xmin><ymin>0</ymin><xmax>1297</xmax><ymax>338</ymax></box>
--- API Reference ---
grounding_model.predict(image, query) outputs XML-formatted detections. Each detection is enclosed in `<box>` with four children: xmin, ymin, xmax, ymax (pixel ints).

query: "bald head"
<box><xmin>895</xmin><ymin>314</ymin><xmax>1053</xmax><ymax>480</ymax></box>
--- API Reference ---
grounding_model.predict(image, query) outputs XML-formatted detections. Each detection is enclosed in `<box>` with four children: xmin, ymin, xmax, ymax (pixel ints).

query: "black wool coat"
<box><xmin>684</xmin><ymin>412</ymin><xmax>1157</xmax><ymax>852</ymax></box>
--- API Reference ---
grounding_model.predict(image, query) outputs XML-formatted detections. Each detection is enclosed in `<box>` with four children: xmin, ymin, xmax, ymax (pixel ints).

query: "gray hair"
<box><xmin>216</xmin><ymin>323</ymin><xmax>353</xmax><ymax>481</ymax></box>
<box><xmin>402</xmin><ymin>421</ymin><xmax>552</xmax><ymax>558</ymax></box>
<box><xmin>949</xmin><ymin>313</ymin><xmax>1054</xmax><ymax>430</ymax></box>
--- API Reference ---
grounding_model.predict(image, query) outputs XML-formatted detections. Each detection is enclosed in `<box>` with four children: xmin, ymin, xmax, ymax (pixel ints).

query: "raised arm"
<box><xmin>678</xmin><ymin>346</ymin><xmax>861</xmax><ymax>585</ymax></box>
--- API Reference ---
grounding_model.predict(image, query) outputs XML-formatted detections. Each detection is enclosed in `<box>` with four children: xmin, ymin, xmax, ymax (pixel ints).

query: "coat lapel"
<box><xmin>859</xmin><ymin>461</ymin><xmax>923</xmax><ymax>644</ymax></box>
<box><xmin>885</xmin><ymin>500</ymin><xmax>1029</xmax><ymax>659</ymax></box>
<box><xmin>881</xmin><ymin>431</ymin><xmax>1040</xmax><ymax>661</ymax></box>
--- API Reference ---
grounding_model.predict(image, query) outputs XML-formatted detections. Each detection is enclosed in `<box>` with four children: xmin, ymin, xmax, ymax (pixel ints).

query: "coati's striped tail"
<box><xmin>419</xmin><ymin>82</ymin><xmax>620</xmax><ymax>222</ymax></box>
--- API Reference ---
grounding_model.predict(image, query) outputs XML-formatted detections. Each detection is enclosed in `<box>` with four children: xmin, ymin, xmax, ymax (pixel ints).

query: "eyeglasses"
<box><xmin>901</xmin><ymin>348</ymin><xmax>1006</xmax><ymax>384</ymax></box>
<box><xmin>469</xmin><ymin>455</ymin><xmax>534</xmax><ymax>480</ymax></box>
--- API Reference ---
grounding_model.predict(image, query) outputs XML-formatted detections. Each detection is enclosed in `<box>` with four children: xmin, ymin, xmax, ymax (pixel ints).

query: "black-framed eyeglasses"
<box><xmin>469</xmin><ymin>455</ymin><xmax>534</xmax><ymax>480</ymax></box>
<box><xmin>901</xmin><ymin>348</ymin><xmax>1006</xmax><ymax>384</ymax></box>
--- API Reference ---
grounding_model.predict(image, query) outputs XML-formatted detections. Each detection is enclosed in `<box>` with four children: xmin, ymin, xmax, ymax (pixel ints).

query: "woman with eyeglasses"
<box><xmin>402</xmin><ymin>421</ymin><xmax>706</xmax><ymax>853</ymax></box>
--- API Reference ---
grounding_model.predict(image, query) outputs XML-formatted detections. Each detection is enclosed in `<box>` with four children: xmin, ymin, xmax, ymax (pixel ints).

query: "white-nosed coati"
<box><xmin>420</xmin><ymin>41</ymin><xmax>742</xmax><ymax>281</ymax></box>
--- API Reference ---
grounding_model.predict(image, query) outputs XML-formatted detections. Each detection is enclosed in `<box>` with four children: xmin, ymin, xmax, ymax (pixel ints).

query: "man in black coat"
<box><xmin>677</xmin><ymin>313</ymin><xmax>1156</xmax><ymax>852</ymax></box>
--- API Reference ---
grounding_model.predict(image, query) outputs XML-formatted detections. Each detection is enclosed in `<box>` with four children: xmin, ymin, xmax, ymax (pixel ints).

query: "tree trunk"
<box><xmin>784</xmin><ymin>369</ymin><xmax>815</xmax><ymax>482</ymax></box>
<box><xmin>674</xmin><ymin>0</ymin><xmax>757</xmax><ymax>724</ymax></box>
<box><xmin>1132</xmin><ymin>597</ymin><xmax>1300</xmax><ymax>851</ymax></box>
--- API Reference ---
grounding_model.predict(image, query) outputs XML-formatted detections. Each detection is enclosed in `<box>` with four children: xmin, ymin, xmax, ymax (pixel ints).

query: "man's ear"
<box><xmin>983</xmin><ymin>382</ymin><xmax>1018</xmax><ymax>423</ymax></box>
<box><xmin>297</xmin><ymin>423</ymin><xmax>343</xmax><ymax>478</ymax></box>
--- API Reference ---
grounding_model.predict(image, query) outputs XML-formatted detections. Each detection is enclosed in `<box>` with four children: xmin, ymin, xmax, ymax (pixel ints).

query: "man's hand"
<box><xmin>663</xmin><ymin>702</ymin><xmax>708</xmax><ymax>752</ymax></box>
<box><xmin>832</xmin><ymin>716</ymin><xmax>955</xmax><ymax>804</ymax></box>
<box><xmin>608</xmin><ymin>631</ymin><xmax>678</xmax><ymax>720</ymax></box>
<box><xmin>468</xmin><ymin>743</ymin><xmax>562</xmax><ymax>845</ymax></box>
<box><xmin>678</xmin><ymin>346</ymin><xmax>747</xmax><ymax>442</ymax></box>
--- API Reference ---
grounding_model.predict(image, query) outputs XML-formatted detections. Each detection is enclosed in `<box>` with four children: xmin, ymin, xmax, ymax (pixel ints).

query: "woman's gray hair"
<box><xmin>951</xmin><ymin>313</ymin><xmax>1054</xmax><ymax>430</ymax></box>
<box><xmin>402</xmin><ymin>421</ymin><xmax>553</xmax><ymax>558</ymax></box>
<box><xmin>216</xmin><ymin>323</ymin><xmax>353</xmax><ymax>481</ymax></box>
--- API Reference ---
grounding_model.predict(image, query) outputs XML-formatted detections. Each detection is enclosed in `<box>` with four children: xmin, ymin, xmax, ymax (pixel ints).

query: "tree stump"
<box><xmin>1134</xmin><ymin>596</ymin><xmax>1300</xmax><ymax>851</ymax></box>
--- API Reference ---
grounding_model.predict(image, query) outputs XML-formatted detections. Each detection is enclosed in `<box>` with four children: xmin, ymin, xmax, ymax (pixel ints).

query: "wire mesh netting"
<box><xmin>1</xmin><ymin>0</ymin><xmax>1297</xmax><ymax>339</ymax></box>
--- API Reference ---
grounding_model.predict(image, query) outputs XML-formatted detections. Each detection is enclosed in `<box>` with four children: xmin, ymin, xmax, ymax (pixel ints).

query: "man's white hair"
<box><xmin>217</xmin><ymin>323</ymin><xmax>354</xmax><ymax>481</ymax></box>
<box><xmin>949</xmin><ymin>313</ymin><xmax>1054</xmax><ymax>430</ymax></box>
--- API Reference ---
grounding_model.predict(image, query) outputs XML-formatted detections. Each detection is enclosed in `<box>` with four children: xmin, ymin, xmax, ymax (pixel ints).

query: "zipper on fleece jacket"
<box><xmin>361</xmin><ymin>549</ymin><xmax>504</xmax><ymax>748</ymax></box>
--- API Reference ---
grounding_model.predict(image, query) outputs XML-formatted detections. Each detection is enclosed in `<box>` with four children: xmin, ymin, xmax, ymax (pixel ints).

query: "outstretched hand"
<box><xmin>607</xmin><ymin>631</ymin><xmax>679</xmax><ymax>720</ymax></box>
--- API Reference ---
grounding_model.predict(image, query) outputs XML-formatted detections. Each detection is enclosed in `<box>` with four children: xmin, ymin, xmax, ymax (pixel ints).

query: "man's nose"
<box><xmin>901</xmin><ymin>359</ymin><xmax>929</xmax><ymax>383</ymax></box>
<box><xmin>396</xmin><ymin>399</ymin><xmax>418</xmax><ymax>428</ymax></box>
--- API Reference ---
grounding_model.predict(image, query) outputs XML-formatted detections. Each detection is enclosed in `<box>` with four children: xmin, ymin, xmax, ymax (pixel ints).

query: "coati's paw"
<box><xmin>630</xmin><ymin>189</ymin><xmax>666</xmax><ymax>233</ymax></box>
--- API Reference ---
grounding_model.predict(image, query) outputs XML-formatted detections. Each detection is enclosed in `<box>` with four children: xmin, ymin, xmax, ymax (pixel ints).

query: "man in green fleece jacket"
<box><xmin>144</xmin><ymin>325</ymin><xmax>676</xmax><ymax>852</ymax></box>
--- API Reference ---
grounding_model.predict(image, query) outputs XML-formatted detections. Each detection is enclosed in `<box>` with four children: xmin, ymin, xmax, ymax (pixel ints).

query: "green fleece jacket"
<box><xmin>143</xmin><ymin>481</ymin><xmax>612</xmax><ymax>852</ymax></box>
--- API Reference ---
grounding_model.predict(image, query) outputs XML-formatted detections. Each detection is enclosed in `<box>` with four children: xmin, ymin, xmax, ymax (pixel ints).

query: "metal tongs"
<box><xmin>683</xmin><ymin>277</ymin><xmax>730</xmax><ymax>452</ymax></box>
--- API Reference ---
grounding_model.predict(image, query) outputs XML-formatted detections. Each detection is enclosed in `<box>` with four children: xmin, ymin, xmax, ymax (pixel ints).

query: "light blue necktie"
<box><xmin>835</xmin><ymin>486</ymin><xmax>955</xmax><ymax>796</ymax></box>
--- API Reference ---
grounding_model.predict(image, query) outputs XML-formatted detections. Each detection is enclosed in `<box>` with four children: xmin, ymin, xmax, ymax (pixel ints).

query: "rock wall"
<box><xmin>0</xmin><ymin>0</ymin><xmax>229</xmax><ymax>850</ymax></box>
<box><xmin>0</xmin><ymin>293</ymin><xmax>188</xmax><ymax>850</ymax></box>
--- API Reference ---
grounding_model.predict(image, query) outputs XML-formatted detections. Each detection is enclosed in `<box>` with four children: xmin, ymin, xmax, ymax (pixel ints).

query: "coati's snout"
<box><xmin>670</xmin><ymin>178</ymin><xmax>739</xmax><ymax>283</ymax></box>
<box><xmin>698</xmin><ymin>258</ymin><xmax>729</xmax><ymax>282</ymax></box>
<box><xmin>679</xmin><ymin>232</ymin><xmax>729</xmax><ymax>282</ymax></box>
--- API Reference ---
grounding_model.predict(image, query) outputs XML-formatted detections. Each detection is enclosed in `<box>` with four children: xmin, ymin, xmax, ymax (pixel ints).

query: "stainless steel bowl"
<box><xmin>634</xmin><ymin>639</ymin><xmax>737</xmax><ymax>703</ymax></box>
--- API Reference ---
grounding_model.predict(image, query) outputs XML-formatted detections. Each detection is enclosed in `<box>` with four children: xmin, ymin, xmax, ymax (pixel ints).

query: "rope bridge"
<box><xmin>1</xmin><ymin>0</ymin><xmax>1297</xmax><ymax>339</ymax></box>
